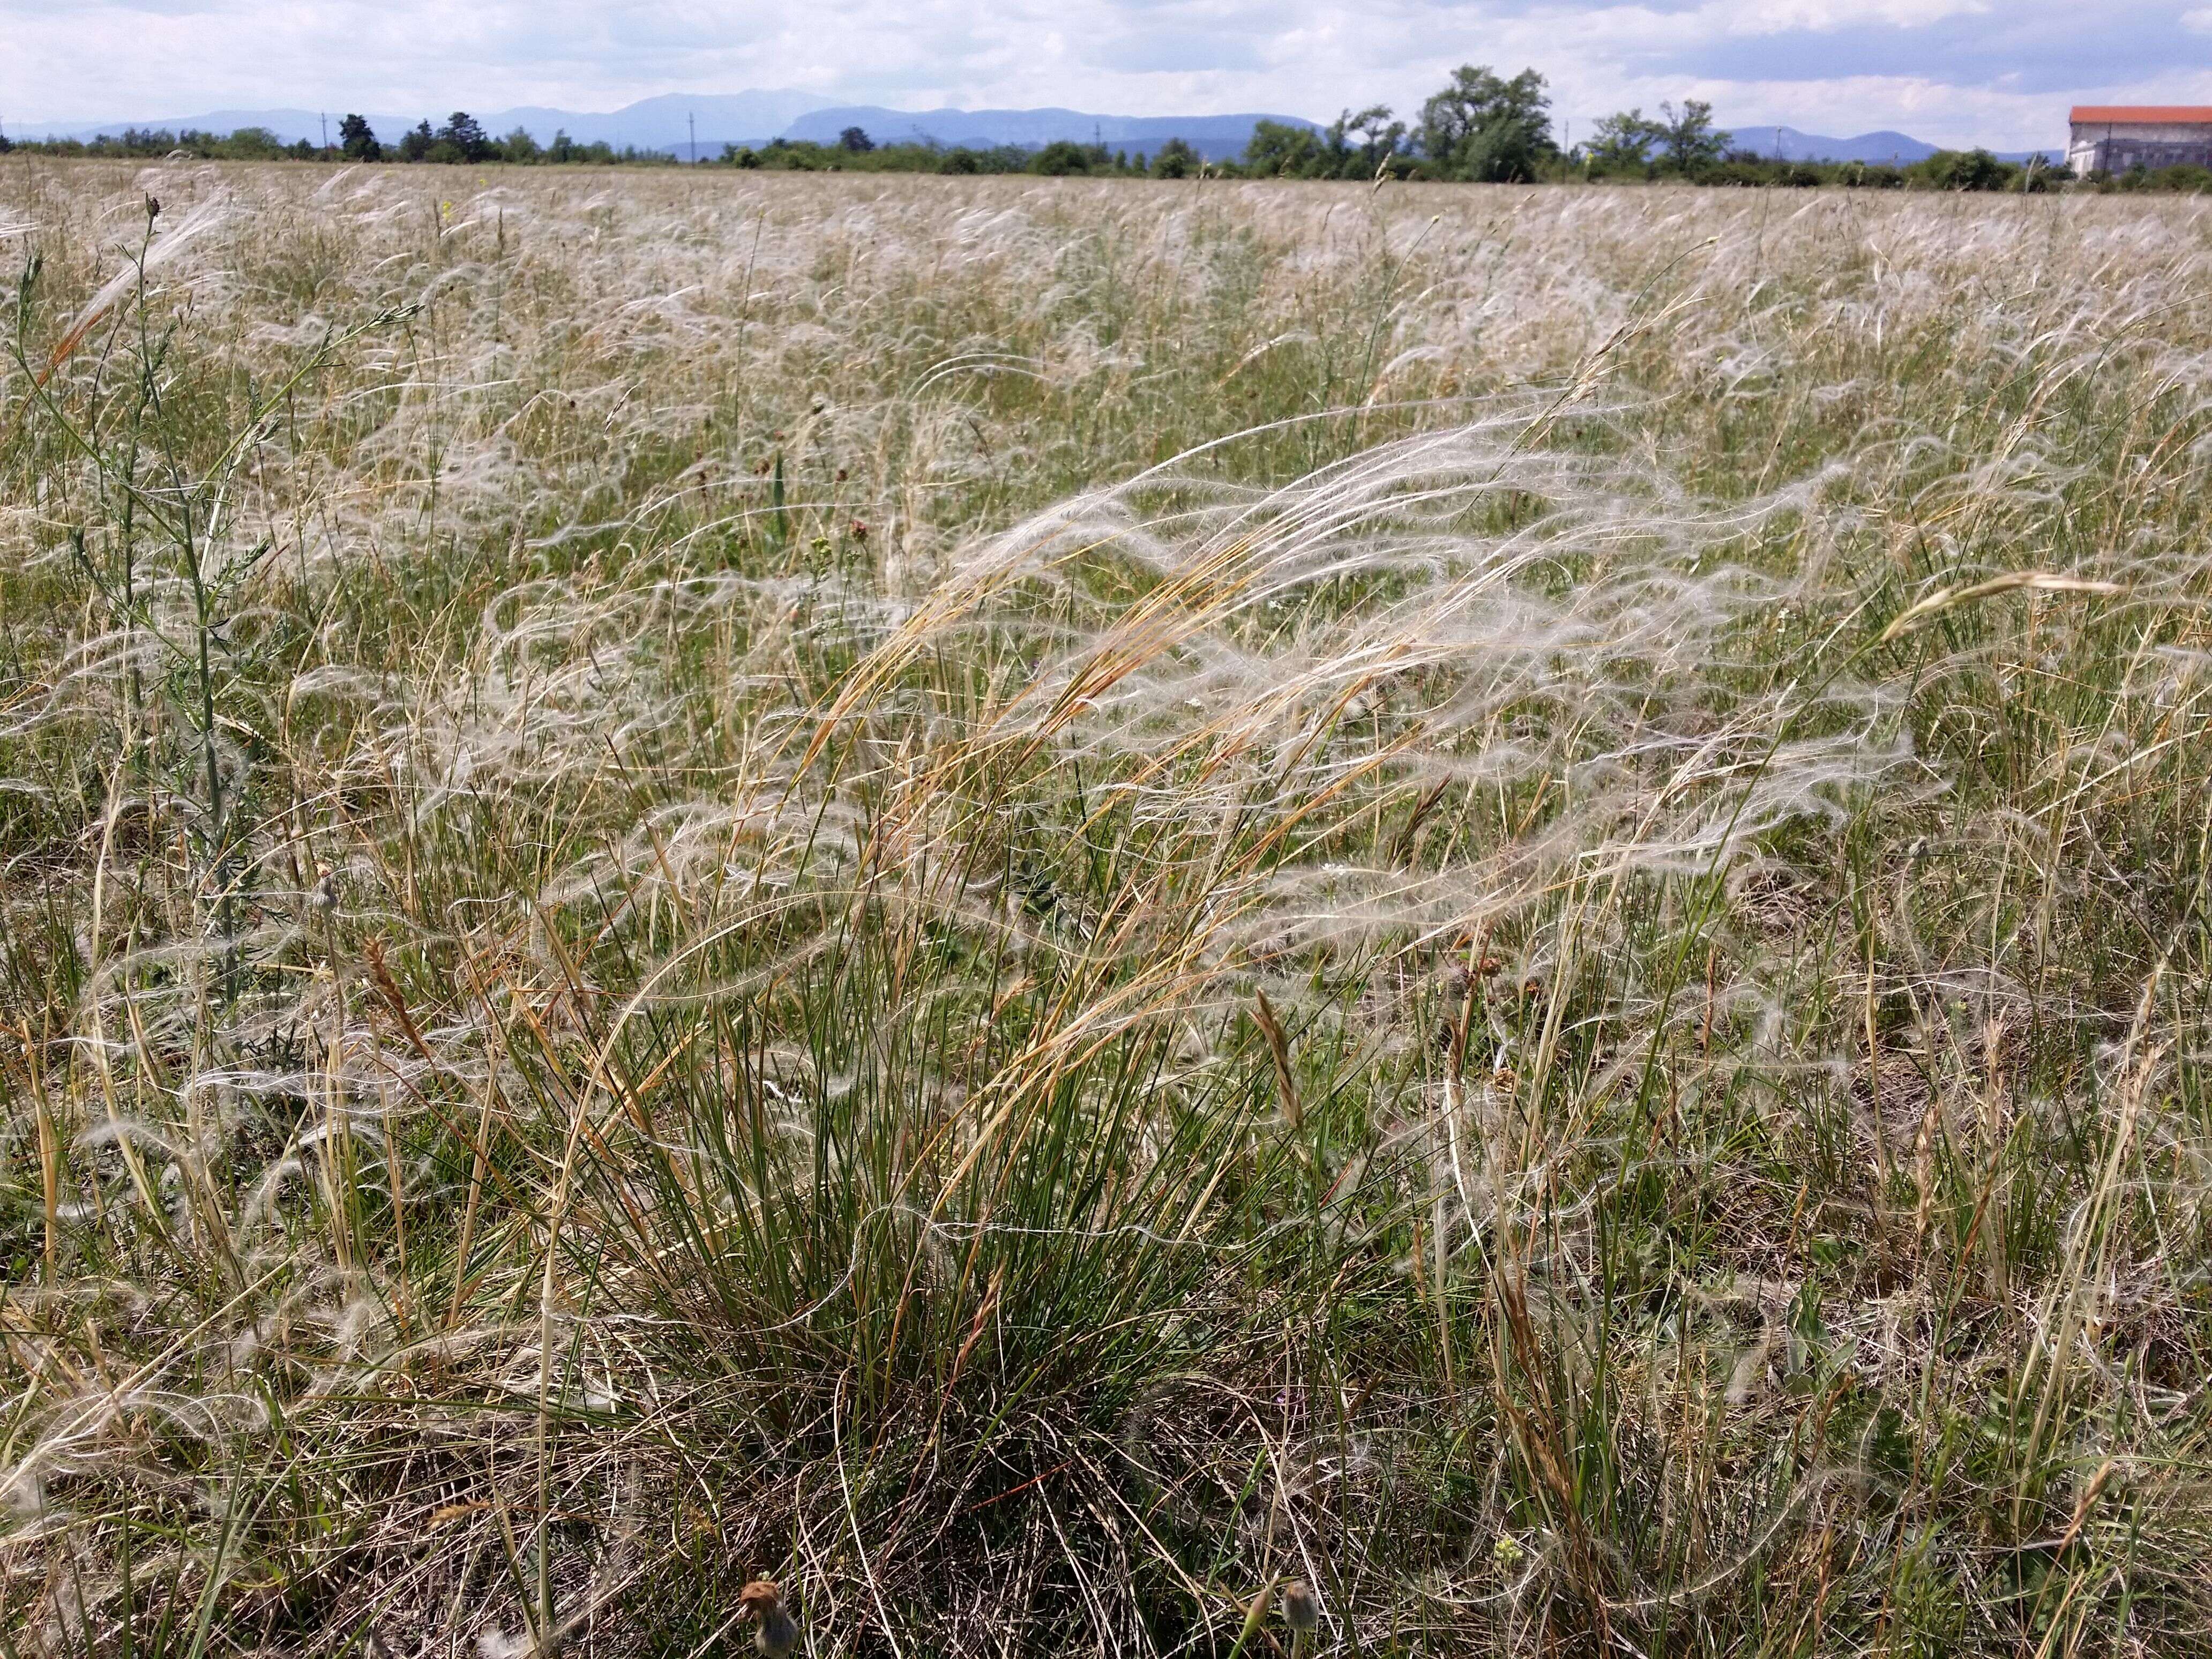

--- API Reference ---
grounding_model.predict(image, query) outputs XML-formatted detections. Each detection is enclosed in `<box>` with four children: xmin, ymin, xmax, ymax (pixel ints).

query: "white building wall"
<box><xmin>2068</xmin><ymin>121</ymin><xmax>2212</xmax><ymax>173</ymax></box>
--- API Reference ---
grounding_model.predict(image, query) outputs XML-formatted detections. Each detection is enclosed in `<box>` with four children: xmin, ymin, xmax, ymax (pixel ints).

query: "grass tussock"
<box><xmin>4</xmin><ymin>161</ymin><xmax>2212</xmax><ymax>1655</ymax></box>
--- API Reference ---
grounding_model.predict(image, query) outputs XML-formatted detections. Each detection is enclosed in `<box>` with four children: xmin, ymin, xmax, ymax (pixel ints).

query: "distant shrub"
<box><xmin>1149</xmin><ymin>138</ymin><xmax>1200</xmax><ymax>179</ymax></box>
<box><xmin>2110</xmin><ymin>162</ymin><xmax>2212</xmax><ymax>192</ymax></box>
<box><xmin>1915</xmin><ymin>148</ymin><xmax>2014</xmax><ymax>190</ymax></box>
<box><xmin>1244</xmin><ymin>118</ymin><xmax>1329</xmax><ymax>177</ymax></box>
<box><xmin>1030</xmin><ymin>140</ymin><xmax>1104</xmax><ymax>176</ymax></box>
<box><xmin>222</xmin><ymin>125</ymin><xmax>287</xmax><ymax>160</ymax></box>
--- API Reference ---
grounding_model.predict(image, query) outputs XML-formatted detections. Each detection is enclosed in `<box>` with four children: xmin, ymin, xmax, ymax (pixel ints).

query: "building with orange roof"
<box><xmin>2067</xmin><ymin>107</ymin><xmax>2212</xmax><ymax>175</ymax></box>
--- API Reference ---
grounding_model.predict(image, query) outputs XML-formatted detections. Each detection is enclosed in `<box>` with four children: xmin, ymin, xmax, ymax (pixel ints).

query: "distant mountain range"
<box><xmin>14</xmin><ymin>96</ymin><xmax>2059</xmax><ymax>168</ymax></box>
<box><xmin>13</xmin><ymin>92</ymin><xmax>832</xmax><ymax>156</ymax></box>
<box><xmin>14</xmin><ymin>92</ymin><xmax>1314</xmax><ymax>162</ymax></box>
<box><xmin>782</xmin><ymin>106</ymin><xmax>1311</xmax><ymax>161</ymax></box>
<box><xmin>1725</xmin><ymin>125</ymin><xmax>2061</xmax><ymax>165</ymax></box>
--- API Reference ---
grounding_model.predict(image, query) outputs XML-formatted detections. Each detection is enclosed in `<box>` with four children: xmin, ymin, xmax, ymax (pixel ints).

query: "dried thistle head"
<box><xmin>738</xmin><ymin>1580</ymin><xmax>782</xmax><ymax>1614</ymax></box>
<box><xmin>739</xmin><ymin>1579</ymin><xmax>800</xmax><ymax>1657</ymax></box>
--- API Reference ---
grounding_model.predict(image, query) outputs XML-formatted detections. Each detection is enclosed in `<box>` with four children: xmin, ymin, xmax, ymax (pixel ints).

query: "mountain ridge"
<box><xmin>782</xmin><ymin>106</ymin><xmax>1315</xmax><ymax>160</ymax></box>
<box><xmin>14</xmin><ymin>91</ymin><xmax>837</xmax><ymax>153</ymax></box>
<box><xmin>1725</xmin><ymin>124</ymin><xmax>2061</xmax><ymax>165</ymax></box>
<box><xmin>15</xmin><ymin>96</ymin><xmax>1316</xmax><ymax>162</ymax></box>
<box><xmin>13</xmin><ymin>98</ymin><xmax>2058</xmax><ymax>166</ymax></box>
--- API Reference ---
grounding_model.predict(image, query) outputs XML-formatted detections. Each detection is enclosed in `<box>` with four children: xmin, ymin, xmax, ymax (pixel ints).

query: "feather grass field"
<box><xmin>4</xmin><ymin>160</ymin><xmax>2212</xmax><ymax>1655</ymax></box>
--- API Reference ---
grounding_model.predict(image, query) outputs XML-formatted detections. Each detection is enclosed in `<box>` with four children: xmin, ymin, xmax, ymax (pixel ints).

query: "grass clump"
<box><xmin>4</xmin><ymin>162</ymin><xmax>2212</xmax><ymax>1655</ymax></box>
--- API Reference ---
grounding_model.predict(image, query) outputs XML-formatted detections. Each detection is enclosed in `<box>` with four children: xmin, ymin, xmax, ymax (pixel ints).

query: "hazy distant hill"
<box><xmin>20</xmin><ymin>94</ymin><xmax>1313</xmax><ymax>161</ymax></box>
<box><xmin>18</xmin><ymin>91</ymin><xmax>836</xmax><ymax>152</ymax></box>
<box><xmin>17</xmin><ymin>98</ymin><xmax>2061</xmax><ymax>168</ymax></box>
<box><xmin>1726</xmin><ymin>125</ymin><xmax>2060</xmax><ymax>165</ymax></box>
<box><xmin>783</xmin><ymin>106</ymin><xmax>1317</xmax><ymax>161</ymax></box>
<box><xmin>482</xmin><ymin>93</ymin><xmax>839</xmax><ymax>152</ymax></box>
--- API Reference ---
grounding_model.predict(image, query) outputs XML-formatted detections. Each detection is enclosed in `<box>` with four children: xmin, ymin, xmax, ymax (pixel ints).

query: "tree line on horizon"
<box><xmin>0</xmin><ymin>113</ymin><xmax>684</xmax><ymax>168</ymax></box>
<box><xmin>4</xmin><ymin>69</ymin><xmax>2203</xmax><ymax>192</ymax></box>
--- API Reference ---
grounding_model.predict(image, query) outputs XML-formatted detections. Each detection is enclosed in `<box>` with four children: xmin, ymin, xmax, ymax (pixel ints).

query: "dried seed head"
<box><xmin>739</xmin><ymin>1581</ymin><xmax>799</xmax><ymax>1657</ymax></box>
<box><xmin>1282</xmin><ymin>1579</ymin><xmax>1320</xmax><ymax>1632</ymax></box>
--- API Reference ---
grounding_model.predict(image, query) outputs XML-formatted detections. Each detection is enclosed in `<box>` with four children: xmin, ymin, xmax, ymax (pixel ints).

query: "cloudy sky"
<box><xmin>7</xmin><ymin>0</ymin><xmax>2210</xmax><ymax>150</ymax></box>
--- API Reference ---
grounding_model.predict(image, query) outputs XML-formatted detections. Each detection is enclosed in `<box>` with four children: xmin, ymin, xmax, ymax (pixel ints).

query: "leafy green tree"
<box><xmin>1417</xmin><ymin>65</ymin><xmax>1555</xmax><ymax>182</ymax></box>
<box><xmin>1244</xmin><ymin>119</ymin><xmax>1329</xmax><ymax>177</ymax></box>
<box><xmin>1029</xmin><ymin>140</ymin><xmax>1103</xmax><ymax>176</ymax></box>
<box><xmin>1330</xmin><ymin>104</ymin><xmax>1407</xmax><ymax>177</ymax></box>
<box><xmin>1585</xmin><ymin>108</ymin><xmax>1662</xmax><ymax>172</ymax></box>
<box><xmin>398</xmin><ymin>120</ymin><xmax>435</xmax><ymax>162</ymax></box>
<box><xmin>839</xmin><ymin>126</ymin><xmax>873</xmax><ymax>153</ymax></box>
<box><xmin>502</xmin><ymin>126</ymin><xmax>541</xmax><ymax>162</ymax></box>
<box><xmin>1658</xmin><ymin>100</ymin><xmax>1730</xmax><ymax>173</ymax></box>
<box><xmin>437</xmin><ymin>113</ymin><xmax>495</xmax><ymax>163</ymax></box>
<box><xmin>338</xmin><ymin>114</ymin><xmax>382</xmax><ymax>162</ymax></box>
<box><xmin>1245</xmin><ymin>110</ymin><xmax>1405</xmax><ymax>180</ymax></box>
<box><xmin>1149</xmin><ymin>137</ymin><xmax>1200</xmax><ymax>178</ymax></box>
